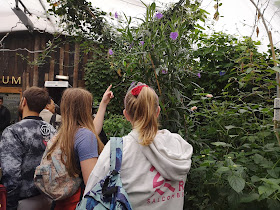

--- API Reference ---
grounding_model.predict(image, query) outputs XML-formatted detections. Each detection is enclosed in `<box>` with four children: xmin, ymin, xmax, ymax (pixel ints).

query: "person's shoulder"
<box><xmin>77</xmin><ymin>127</ymin><xmax>94</xmax><ymax>135</ymax></box>
<box><xmin>56</xmin><ymin>114</ymin><xmax>61</xmax><ymax>122</ymax></box>
<box><xmin>39</xmin><ymin>109</ymin><xmax>52</xmax><ymax>117</ymax></box>
<box><xmin>4</xmin><ymin>120</ymin><xmax>23</xmax><ymax>130</ymax></box>
<box><xmin>20</xmin><ymin>118</ymin><xmax>55</xmax><ymax>133</ymax></box>
<box><xmin>40</xmin><ymin>120</ymin><xmax>57</xmax><ymax>132</ymax></box>
<box><xmin>1</xmin><ymin>121</ymin><xmax>23</xmax><ymax>140</ymax></box>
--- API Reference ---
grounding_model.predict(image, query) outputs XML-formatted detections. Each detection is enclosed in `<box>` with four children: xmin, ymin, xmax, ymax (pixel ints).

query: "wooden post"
<box><xmin>33</xmin><ymin>34</ymin><xmax>40</xmax><ymax>86</ymax></box>
<box><xmin>14</xmin><ymin>50</ymin><xmax>18</xmax><ymax>76</ymax></box>
<box><xmin>59</xmin><ymin>46</ymin><xmax>64</xmax><ymax>75</ymax></box>
<box><xmin>73</xmin><ymin>43</ymin><xmax>80</xmax><ymax>88</ymax></box>
<box><xmin>64</xmin><ymin>42</ymin><xmax>70</xmax><ymax>76</ymax></box>
<box><xmin>82</xmin><ymin>53</ymin><xmax>88</xmax><ymax>79</ymax></box>
<box><xmin>22</xmin><ymin>71</ymin><xmax>26</xmax><ymax>91</ymax></box>
<box><xmin>49</xmin><ymin>51</ymin><xmax>55</xmax><ymax>81</ymax></box>
<box><xmin>26</xmin><ymin>72</ymin><xmax>30</xmax><ymax>89</ymax></box>
<box><xmin>44</xmin><ymin>73</ymin><xmax>49</xmax><ymax>82</ymax></box>
<box><xmin>26</xmin><ymin>51</ymin><xmax>32</xmax><ymax>88</ymax></box>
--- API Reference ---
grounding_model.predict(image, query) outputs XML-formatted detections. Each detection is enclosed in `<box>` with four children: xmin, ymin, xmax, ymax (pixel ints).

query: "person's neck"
<box><xmin>22</xmin><ymin>111</ymin><xmax>39</xmax><ymax>119</ymax></box>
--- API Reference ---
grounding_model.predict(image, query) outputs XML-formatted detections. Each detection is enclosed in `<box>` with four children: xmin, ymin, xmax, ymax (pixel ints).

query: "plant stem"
<box><xmin>149</xmin><ymin>53</ymin><xmax>162</xmax><ymax>96</ymax></box>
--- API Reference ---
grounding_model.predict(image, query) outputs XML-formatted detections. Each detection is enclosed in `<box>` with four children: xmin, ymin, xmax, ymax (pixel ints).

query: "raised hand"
<box><xmin>101</xmin><ymin>84</ymin><xmax>114</xmax><ymax>106</ymax></box>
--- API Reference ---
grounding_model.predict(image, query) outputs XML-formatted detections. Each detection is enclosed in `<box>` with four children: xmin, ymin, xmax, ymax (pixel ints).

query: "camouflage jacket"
<box><xmin>0</xmin><ymin>116</ymin><xmax>56</xmax><ymax>210</ymax></box>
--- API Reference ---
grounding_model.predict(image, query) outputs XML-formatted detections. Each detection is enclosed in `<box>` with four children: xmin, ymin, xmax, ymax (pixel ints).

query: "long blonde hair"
<box><xmin>47</xmin><ymin>88</ymin><xmax>104</xmax><ymax>177</ymax></box>
<box><xmin>124</xmin><ymin>83</ymin><xmax>159</xmax><ymax>145</ymax></box>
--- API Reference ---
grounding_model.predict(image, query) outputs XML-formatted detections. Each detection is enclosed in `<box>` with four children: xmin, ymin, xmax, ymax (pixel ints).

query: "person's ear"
<box><xmin>156</xmin><ymin>106</ymin><xmax>161</xmax><ymax>118</ymax></box>
<box><xmin>45</xmin><ymin>103</ymin><xmax>50</xmax><ymax>110</ymax></box>
<box><xmin>22</xmin><ymin>97</ymin><xmax>27</xmax><ymax>107</ymax></box>
<box><xmin>123</xmin><ymin>109</ymin><xmax>131</xmax><ymax>122</ymax></box>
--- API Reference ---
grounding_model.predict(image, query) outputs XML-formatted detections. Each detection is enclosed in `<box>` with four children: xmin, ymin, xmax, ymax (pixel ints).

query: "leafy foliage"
<box><xmin>84</xmin><ymin>54</ymin><xmax>128</xmax><ymax>114</ymax></box>
<box><xmin>46</xmin><ymin>1</ymin><xmax>280</xmax><ymax>209</ymax></box>
<box><xmin>103</xmin><ymin>114</ymin><xmax>132</xmax><ymax>137</ymax></box>
<box><xmin>107</xmin><ymin>0</ymin><xmax>208</xmax><ymax>132</ymax></box>
<box><xmin>184</xmin><ymin>90</ymin><xmax>280</xmax><ymax>209</ymax></box>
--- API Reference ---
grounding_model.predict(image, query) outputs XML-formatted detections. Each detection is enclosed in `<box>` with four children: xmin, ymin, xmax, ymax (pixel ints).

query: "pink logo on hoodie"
<box><xmin>150</xmin><ymin>166</ymin><xmax>175</xmax><ymax>195</ymax></box>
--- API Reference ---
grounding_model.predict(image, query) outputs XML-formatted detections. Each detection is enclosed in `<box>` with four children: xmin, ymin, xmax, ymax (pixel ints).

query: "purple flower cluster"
<box><xmin>219</xmin><ymin>71</ymin><xmax>226</xmax><ymax>76</ymax></box>
<box><xmin>197</xmin><ymin>73</ymin><xmax>201</xmax><ymax>78</ymax></box>
<box><xmin>140</xmin><ymin>41</ymin><xmax>144</xmax><ymax>46</ymax></box>
<box><xmin>155</xmin><ymin>12</ymin><xmax>163</xmax><ymax>19</ymax></box>
<box><xmin>115</xmin><ymin>12</ymin><xmax>119</xmax><ymax>19</ymax></box>
<box><xmin>108</xmin><ymin>49</ymin><xmax>113</xmax><ymax>55</ymax></box>
<box><xmin>170</xmin><ymin>32</ymin><xmax>178</xmax><ymax>40</ymax></box>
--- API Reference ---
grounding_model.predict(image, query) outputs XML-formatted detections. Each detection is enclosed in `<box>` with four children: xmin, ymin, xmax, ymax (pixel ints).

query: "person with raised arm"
<box><xmin>84</xmin><ymin>82</ymin><xmax>193</xmax><ymax>210</ymax></box>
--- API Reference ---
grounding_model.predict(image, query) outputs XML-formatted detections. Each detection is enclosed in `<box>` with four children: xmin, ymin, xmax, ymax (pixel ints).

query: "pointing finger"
<box><xmin>106</xmin><ymin>84</ymin><xmax>112</xmax><ymax>92</ymax></box>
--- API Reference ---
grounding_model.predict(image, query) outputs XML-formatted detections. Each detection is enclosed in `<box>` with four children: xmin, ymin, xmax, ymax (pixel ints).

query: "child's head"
<box><xmin>60</xmin><ymin>88</ymin><xmax>93</xmax><ymax>126</ymax></box>
<box><xmin>124</xmin><ymin>82</ymin><xmax>160</xmax><ymax>145</ymax></box>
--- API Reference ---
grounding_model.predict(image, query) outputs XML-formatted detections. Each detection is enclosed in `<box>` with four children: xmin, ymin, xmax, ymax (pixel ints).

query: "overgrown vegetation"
<box><xmin>46</xmin><ymin>0</ymin><xmax>280</xmax><ymax>209</ymax></box>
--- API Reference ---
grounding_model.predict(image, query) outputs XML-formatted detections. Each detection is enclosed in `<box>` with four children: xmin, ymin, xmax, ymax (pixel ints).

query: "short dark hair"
<box><xmin>23</xmin><ymin>87</ymin><xmax>49</xmax><ymax>113</ymax></box>
<box><xmin>47</xmin><ymin>96</ymin><xmax>51</xmax><ymax>105</ymax></box>
<box><xmin>0</xmin><ymin>96</ymin><xmax>3</xmax><ymax>101</ymax></box>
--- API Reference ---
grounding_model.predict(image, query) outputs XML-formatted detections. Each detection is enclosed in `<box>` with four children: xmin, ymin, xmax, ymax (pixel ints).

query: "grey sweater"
<box><xmin>0</xmin><ymin>116</ymin><xmax>56</xmax><ymax>210</ymax></box>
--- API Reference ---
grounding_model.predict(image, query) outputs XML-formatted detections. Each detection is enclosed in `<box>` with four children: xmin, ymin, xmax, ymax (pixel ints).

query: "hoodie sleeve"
<box><xmin>0</xmin><ymin>127</ymin><xmax>24</xmax><ymax>210</ymax></box>
<box><xmin>84</xmin><ymin>140</ymin><xmax>111</xmax><ymax>196</ymax></box>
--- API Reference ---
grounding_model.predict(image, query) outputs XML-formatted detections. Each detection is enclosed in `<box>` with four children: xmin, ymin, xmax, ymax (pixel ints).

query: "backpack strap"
<box><xmin>50</xmin><ymin>114</ymin><xmax>57</xmax><ymax>127</ymax></box>
<box><xmin>109</xmin><ymin>137</ymin><xmax>123</xmax><ymax>173</ymax></box>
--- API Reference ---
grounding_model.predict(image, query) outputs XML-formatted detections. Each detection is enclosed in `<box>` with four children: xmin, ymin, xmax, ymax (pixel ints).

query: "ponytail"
<box><xmin>124</xmin><ymin>84</ymin><xmax>159</xmax><ymax>145</ymax></box>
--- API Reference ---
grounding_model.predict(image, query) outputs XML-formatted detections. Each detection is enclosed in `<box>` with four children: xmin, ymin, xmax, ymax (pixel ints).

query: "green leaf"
<box><xmin>240</xmin><ymin>193</ymin><xmax>259</xmax><ymax>203</ymax></box>
<box><xmin>260</xmin><ymin>178</ymin><xmax>280</xmax><ymax>186</ymax></box>
<box><xmin>151</xmin><ymin>2</ymin><xmax>156</xmax><ymax>10</ymax></box>
<box><xmin>272</xmin><ymin>66</ymin><xmax>280</xmax><ymax>73</ymax></box>
<box><xmin>225</xmin><ymin>125</ymin><xmax>236</xmax><ymax>130</ymax></box>
<box><xmin>187</xmin><ymin>100</ymin><xmax>200</xmax><ymax>106</ymax></box>
<box><xmin>127</xmin><ymin>29</ymin><xmax>133</xmax><ymax>42</ymax></box>
<box><xmin>239</xmin><ymin>109</ymin><xmax>247</xmax><ymax>114</ymax></box>
<box><xmin>228</xmin><ymin>175</ymin><xmax>245</xmax><ymax>193</ymax></box>
<box><xmin>246</xmin><ymin>68</ymin><xmax>254</xmax><ymax>73</ymax></box>
<box><xmin>258</xmin><ymin>185</ymin><xmax>276</xmax><ymax>197</ymax></box>
<box><xmin>216</xmin><ymin>166</ymin><xmax>230</xmax><ymax>173</ymax></box>
<box><xmin>211</xmin><ymin>142</ymin><xmax>232</xmax><ymax>147</ymax></box>
<box><xmin>251</xmin><ymin>176</ymin><xmax>261</xmax><ymax>183</ymax></box>
<box><xmin>267</xmin><ymin>169</ymin><xmax>279</xmax><ymax>179</ymax></box>
<box><xmin>229</xmin><ymin>135</ymin><xmax>239</xmax><ymax>138</ymax></box>
<box><xmin>254</xmin><ymin>154</ymin><xmax>265</xmax><ymax>164</ymax></box>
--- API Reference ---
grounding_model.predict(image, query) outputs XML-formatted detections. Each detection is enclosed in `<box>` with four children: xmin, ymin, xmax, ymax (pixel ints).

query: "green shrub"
<box><xmin>184</xmin><ymin>91</ymin><xmax>280</xmax><ymax>210</ymax></box>
<box><xmin>103</xmin><ymin>114</ymin><xmax>132</xmax><ymax>138</ymax></box>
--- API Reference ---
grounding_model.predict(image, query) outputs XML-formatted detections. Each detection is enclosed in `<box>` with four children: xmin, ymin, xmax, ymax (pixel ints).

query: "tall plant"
<box><xmin>107</xmin><ymin>1</ymin><xmax>208</xmax><ymax>132</ymax></box>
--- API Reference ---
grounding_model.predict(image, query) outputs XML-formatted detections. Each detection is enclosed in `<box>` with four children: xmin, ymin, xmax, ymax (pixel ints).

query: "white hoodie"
<box><xmin>84</xmin><ymin>129</ymin><xmax>193</xmax><ymax>210</ymax></box>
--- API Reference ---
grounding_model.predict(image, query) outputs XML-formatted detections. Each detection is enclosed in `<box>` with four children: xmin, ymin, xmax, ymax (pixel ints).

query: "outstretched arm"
<box><xmin>94</xmin><ymin>85</ymin><xmax>114</xmax><ymax>135</ymax></box>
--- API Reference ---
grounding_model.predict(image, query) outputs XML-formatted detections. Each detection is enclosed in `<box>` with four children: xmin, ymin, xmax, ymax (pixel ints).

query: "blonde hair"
<box><xmin>124</xmin><ymin>83</ymin><xmax>159</xmax><ymax>145</ymax></box>
<box><xmin>47</xmin><ymin>88</ymin><xmax>104</xmax><ymax>177</ymax></box>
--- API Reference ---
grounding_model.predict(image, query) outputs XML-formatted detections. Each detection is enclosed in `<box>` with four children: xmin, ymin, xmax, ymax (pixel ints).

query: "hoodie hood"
<box><xmin>128</xmin><ymin>129</ymin><xmax>193</xmax><ymax>181</ymax></box>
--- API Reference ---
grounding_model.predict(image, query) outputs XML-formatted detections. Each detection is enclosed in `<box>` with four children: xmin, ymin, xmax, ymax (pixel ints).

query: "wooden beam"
<box><xmin>32</xmin><ymin>34</ymin><xmax>40</xmax><ymax>86</ymax></box>
<box><xmin>22</xmin><ymin>71</ymin><xmax>26</xmax><ymax>91</ymax></box>
<box><xmin>26</xmin><ymin>72</ymin><xmax>30</xmax><ymax>89</ymax></box>
<box><xmin>59</xmin><ymin>46</ymin><xmax>64</xmax><ymax>75</ymax></box>
<box><xmin>26</xmin><ymin>51</ymin><xmax>32</xmax><ymax>88</ymax></box>
<box><xmin>82</xmin><ymin>53</ymin><xmax>88</xmax><ymax>79</ymax></box>
<box><xmin>64</xmin><ymin>42</ymin><xmax>70</xmax><ymax>76</ymax></box>
<box><xmin>44</xmin><ymin>73</ymin><xmax>49</xmax><ymax>82</ymax></box>
<box><xmin>73</xmin><ymin>43</ymin><xmax>80</xmax><ymax>88</ymax></box>
<box><xmin>49</xmin><ymin>51</ymin><xmax>55</xmax><ymax>81</ymax></box>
